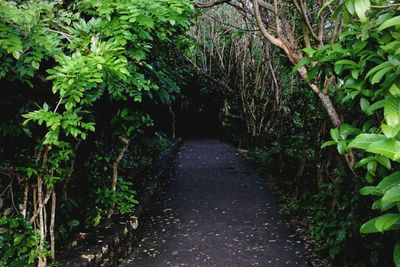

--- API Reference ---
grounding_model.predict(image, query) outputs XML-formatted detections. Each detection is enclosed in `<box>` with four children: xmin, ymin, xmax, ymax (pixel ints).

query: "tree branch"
<box><xmin>194</xmin><ymin>0</ymin><xmax>231</xmax><ymax>8</ymax></box>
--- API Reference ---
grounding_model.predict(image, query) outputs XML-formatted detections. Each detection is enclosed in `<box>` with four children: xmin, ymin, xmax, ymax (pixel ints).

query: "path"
<box><xmin>120</xmin><ymin>139</ymin><xmax>307</xmax><ymax>267</ymax></box>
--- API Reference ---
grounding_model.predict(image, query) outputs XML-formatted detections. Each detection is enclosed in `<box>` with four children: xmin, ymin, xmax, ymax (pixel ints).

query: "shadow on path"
<box><xmin>120</xmin><ymin>139</ymin><xmax>307</xmax><ymax>267</ymax></box>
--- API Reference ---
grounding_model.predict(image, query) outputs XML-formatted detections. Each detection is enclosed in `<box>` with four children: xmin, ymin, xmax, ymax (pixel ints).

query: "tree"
<box><xmin>194</xmin><ymin>0</ymin><xmax>343</xmax><ymax>126</ymax></box>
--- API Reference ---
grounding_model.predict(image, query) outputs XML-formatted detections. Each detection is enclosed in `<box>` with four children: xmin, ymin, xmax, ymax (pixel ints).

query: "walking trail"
<box><xmin>120</xmin><ymin>139</ymin><xmax>307</xmax><ymax>267</ymax></box>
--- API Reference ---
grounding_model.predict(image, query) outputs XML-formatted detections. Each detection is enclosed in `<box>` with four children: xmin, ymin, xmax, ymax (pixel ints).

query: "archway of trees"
<box><xmin>0</xmin><ymin>0</ymin><xmax>400</xmax><ymax>266</ymax></box>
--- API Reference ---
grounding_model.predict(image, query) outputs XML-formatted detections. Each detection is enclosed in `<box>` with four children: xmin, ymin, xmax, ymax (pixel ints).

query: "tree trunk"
<box><xmin>50</xmin><ymin>191</ymin><xmax>56</xmax><ymax>260</ymax></box>
<box><xmin>62</xmin><ymin>140</ymin><xmax>81</xmax><ymax>200</ymax></box>
<box><xmin>37</xmin><ymin>147</ymin><xmax>49</xmax><ymax>267</ymax></box>
<box><xmin>108</xmin><ymin>136</ymin><xmax>130</xmax><ymax>218</ymax></box>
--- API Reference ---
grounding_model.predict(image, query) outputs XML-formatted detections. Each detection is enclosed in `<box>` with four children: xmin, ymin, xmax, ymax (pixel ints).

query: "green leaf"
<box><xmin>12</xmin><ymin>51</ymin><xmax>20</xmax><ymax>59</ymax></box>
<box><xmin>378</xmin><ymin>16</ymin><xmax>400</xmax><ymax>31</ymax></box>
<box><xmin>384</xmin><ymin>97</ymin><xmax>400</xmax><ymax>126</ymax></box>
<box><xmin>371</xmin><ymin>67</ymin><xmax>392</xmax><ymax>84</ymax></box>
<box><xmin>32</xmin><ymin>61</ymin><xmax>40</xmax><ymax>70</ymax></box>
<box><xmin>330</xmin><ymin>128</ymin><xmax>340</xmax><ymax>142</ymax></box>
<box><xmin>119</xmin><ymin>68</ymin><xmax>131</xmax><ymax>76</ymax></box>
<box><xmin>355</xmin><ymin>156</ymin><xmax>373</xmax><ymax>168</ymax></box>
<box><xmin>340</xmin><ymin>124</ymin><xmax>360</xmax><ymax>139</ymax></box>
<box><xmin>361</xmin><ymin>214</ymin><xmax>400</xmax><ymax>233</ymax></box>
<box><xmin>367</xmin><ymin>139</ymin><xmax>400</xmax><ymax>160</ymax></box>
<box><xmin>292</xmin><ymin>58</ymin><xmax>313</xmax><ymax>73</ymax></box>
<box><xmin>120</xmin><ymin>108</ymin><xmax>128</xmax><ymax>118</ymax></box>
<box><xmin>337</xmin><ymin>140</ymin><xmax>347</xmax><ymax>154</ymax></box>
<box><xmin>345</xmin><ymin>0</ymin><xmax>355</xmax><ymax>15</ymax></box>
<box><xmin>376</xmin><ymin>214</ymin><xmax>400</xmax><ymax>232</ymax></box>
<box><xmin>367</xmin><ymin>99</ymin><xmax>385</xmax><ymax>113</ymax></box>
<box><xmin>302</xmin><ymin>48</ymin><xmax>316</xmax><ymax>56</ymax></box>
<box><xmin>360</xmin><ymin>217</ymin><xmax>380</xmax><ymax>233</ymax></box>
<box><xmin>348</xmin><ymin>133</ymin><xmax>386</xmax><ymax>150</ymax></box>
<box><xmin>360</xmin><ymin>97</ymin><xmax>370</xmax><ymax>113</ymax></box>
<box><xmin>359</xmin><ymin>186</ymin><xmax>382</xmax><ymax>196</ymax></box>
<box><xmin>377</xmin><ymin>172</ymin><xmax>400</xmax><ymax>192</ymax></box>
<box><xmin>136</xmin><ymin>15</ymin><xmax>155</xmax><ymax>28</ymax></box>
<box><xmin>366</xmin><ymin>61</ymin><xmax>391</xmax><ymax>79</ymax></box>
<box><xmin>68</xmin><ymin>219</ymin><xmax>80</xmax><ymax>227</ymax></box>
<box><xmin>382</xmin><ymin>185</ymin><xmax>400</xmax><ymax>206</ymax></box>
<box><xmin>390</xmin><ymin>83</ymin><xmax>400</xmax><ymax>97</ymax></box>
<box><xmin>382</xmin><ymin>124</ymin><xmax>400</xmax><ymax>138</ymax></box>
<box><xmin>321</xmin><ymin>140</ymin><xmax>336</xmax><ymax>148</ymax></box>
<box><xmin>13</xmin><ymin>233</ymin><xmax>24</xmax><ymax>246</ymax></box>
<box><xmin>335</xmin><ymin>59</ymin><xmax>359</xmax><ymax>68</ymax></box>
<box><xmin>354</xmin><ymin>0</ymin><xmax>370</xmax><ymax>23</ymax></box>
<box><xmin>367</xmin><ymin>160</ymin><xmax>377</xmax><ymax>175</ymax></box>
<box><xmin>376</xmin><ymin>155</ymin><xmax>391</xmax><ymax>170</ymax></box>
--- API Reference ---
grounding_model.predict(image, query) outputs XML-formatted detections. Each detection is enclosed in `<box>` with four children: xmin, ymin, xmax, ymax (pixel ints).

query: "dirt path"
<box><xmin>120</xmin><ymin>139</ymin><xmax>307</xmax><ymax>267</ymax></box>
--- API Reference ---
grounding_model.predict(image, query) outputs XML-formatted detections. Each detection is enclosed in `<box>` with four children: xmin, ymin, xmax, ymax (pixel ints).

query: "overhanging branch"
<box><xmin>194</xmin><ymin>0</ymin><xmax>231</xmax><ymax>8</ymax></box>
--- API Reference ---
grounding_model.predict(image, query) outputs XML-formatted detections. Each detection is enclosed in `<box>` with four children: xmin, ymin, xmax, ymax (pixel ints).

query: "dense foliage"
<box><xmin>2</xmin><ymin>0</ymin><xmax>400</xmax><ymax>266</ymax></box>
<box><xmin>192</xmin><ymin>0</ymin><xmax>400</xmax><ymax>266</ymax></box>
<box><xmin>308</xmin><ymin>0</ymin><xmax>400</xmax><ymax>265</ymax></box>
<box><xmin>0</xmin><ymin>0</ymin><xmax>193</xmax><ymax>265</ymax></box>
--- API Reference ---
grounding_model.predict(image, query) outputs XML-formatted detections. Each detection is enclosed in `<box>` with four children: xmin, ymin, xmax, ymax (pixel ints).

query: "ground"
<box><xmin>120</xmin><ymin>139</ymin><xmax>307</xmax><ymax>267</ymax></box>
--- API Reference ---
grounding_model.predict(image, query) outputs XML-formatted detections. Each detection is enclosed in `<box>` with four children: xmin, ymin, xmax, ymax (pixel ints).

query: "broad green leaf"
<box><xmin>355</xmin><ymin>156</ymin><xmax>373</xmax><ymax>168</ymax></box>
<box><xmin>136</xmin><ymin>15</ymin><xmax>154</xmax><ymax>28</ymax></box>
<box><xmin>119</xmin><ymin>68</ymin><xmax>131</xmax><ymax>76</ymax></box>
<box><xmin>12</xmin><ymin>51</ymin><xmax>20</xmax><ymax>59</ymax></box>
<box><xmin>13</xmin><ymin>233</ymin><xmax>24</xmax><ymax>246</ymax></box>
<box><xmin>361</xmin><ymin>214</ymin><xmax>400</xmax><ymax>233</ymax></box>
<box><xmin>390</xmin><ymin>83</ymin><xmax>400</xmax><ymax>97</ymax></box>
<box><xmin>376</xmin><ymin>214</ymin><xmax>400</xmax><ymax>232</ymax></box>
<box><xmin>360</xmin><ymin>97</ymin><xmax>370</xmax><ymax>113</ymax></box>
<box><xmin>376</xmin><ymin>155</ymin><xmax>391</xmax><ymax>170</ymax></box>
<box><xmin>367</xmin><ymin>99</ymin><xmax>385</xmax><ymax>113</ymax></box>
<box><xmin>382</xmin><ymin>124</ymin><xmax>400</xmax><ymax>138</ymax></box>
<box><xmin>367</xmin><ymin>160</ymin><xmax>377</xmax><ymax>175</ymax></box>
<box><xmin>371</xmin><ymin>67</ymin><xmax>393</xmax><ymax>84</ymax></box>
<box><xmin>384</xmin><ymin>97</ymin><xmax>400</xmax><ymax>126</ymax></box>
<box><xmin>330</xmin><ymin>128</ymin><xmax>340</xmax><ymax>142</ymax></box>
<box><xmin>348</xmin><ymin>133</ymin><xmax>386</xmax><ymax>150</ymax></box>
<box><xmin>345</xmin><ymin>0</ymin><xmax>355</xmax><ymax>15</ymax></box>
<box><xmin>377</xmin><ymin>172</ymin><xmax>400</xmax><ymax>192</ymax></box>
<box><xmin>354</xmin><ymin>0</ymin><xmax>370</xmax><ymax>23</ymax></box>
<box><xmin>366</xmin><ymin>61</ymin><xmax>392</xmax><ymax>79</ymax></box>
<box><xmin>371</xmin><ymin>199</ymin><xmax>397</xmax><ymax>211</ymax></box>
<box><xmin>337</xmin><ymin>140</ymin><xmax>347</xmax><ymax>154</ymax></box>
<box><xmin>382</xmin><ymin>185</ymin><xmax>400</xmax><ymax>206</ymax></box>
<box><xmin>367</xmin><ymin>139</ymin><xmax>400</xmax><ymax>160</ymax></box>
<box><xmin>360</xmin><ymin>217</ymin><xmax>380</xmax><ymax>233</ymax></box>
<box><xmin>378</xmin><ymin>16</ymin><xmax>400</xmax><ymax>31</ymax></box>
<box><xmin>359</xmin><ymin>186</ymin><xmax>382</xmax><ymax>196</ymax></box>
<box><xmin>339</xmin><ymin>124</ymin><xmax>360</xmax><ymax>139</ymax></box>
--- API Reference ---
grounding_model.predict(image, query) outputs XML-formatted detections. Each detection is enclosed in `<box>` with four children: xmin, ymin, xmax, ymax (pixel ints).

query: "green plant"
<box><xmin>95</xmin><ymin>178</ymin><xmax>138</xmax><ymax>216</ymax></box>
<box><xmin>0</xmin><ymin>0</ymin><xmax>193</xmax><ymax>264</ymax></box>
<box><xmin>307</xmin><ymin>1</ymin><xmax>400</xmax><ymax>265</ymax></box>
<box><xmin>0</xmin><ymin>215</ymin><xmax>45</xmax><ymax>267</ymax></box>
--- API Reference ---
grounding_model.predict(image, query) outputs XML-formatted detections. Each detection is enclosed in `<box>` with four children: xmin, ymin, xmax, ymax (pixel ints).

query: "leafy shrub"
<box><xmin>0</xmin><ymin>215</ymin><xmax>44</xmax><ymax>267</ymax></box>
<box><xmin>95</xmin><ymin>178</ymin><xmax>138</xmax><ymax>216</ymax></box>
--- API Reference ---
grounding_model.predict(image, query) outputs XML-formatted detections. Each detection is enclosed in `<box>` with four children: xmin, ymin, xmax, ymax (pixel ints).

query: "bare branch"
<box><xmin>194</xmin><ymin>0</ymin><xmax>231</xmax><ymax>8</ymax></box>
